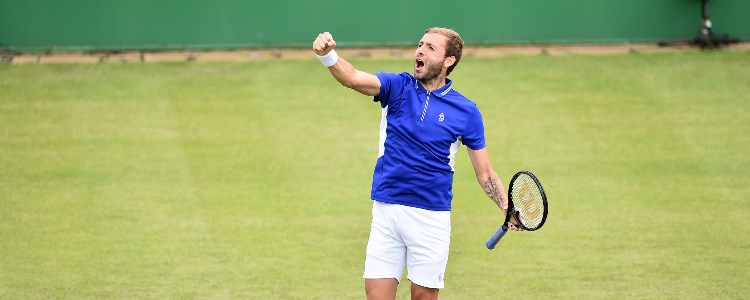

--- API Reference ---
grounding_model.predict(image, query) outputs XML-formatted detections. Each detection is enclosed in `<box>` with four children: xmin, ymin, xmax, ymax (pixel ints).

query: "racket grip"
<box><xmin>485</xmin><ymin>225</ymin><xmax>508</xmax><ymax>250</ymax></box>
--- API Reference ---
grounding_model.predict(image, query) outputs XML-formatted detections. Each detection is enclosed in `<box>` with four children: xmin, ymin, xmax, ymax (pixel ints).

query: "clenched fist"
<box><xmin>313</xmin><ymin>32</ymin><xmax>337</xmax><ymax>56</ymax></box>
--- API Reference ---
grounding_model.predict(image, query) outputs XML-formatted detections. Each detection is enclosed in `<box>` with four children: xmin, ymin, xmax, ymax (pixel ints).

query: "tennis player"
<box><xmin>313</xmin><ymin>28</ymin><xmax>518</xmax><ymax>300</ymax></box>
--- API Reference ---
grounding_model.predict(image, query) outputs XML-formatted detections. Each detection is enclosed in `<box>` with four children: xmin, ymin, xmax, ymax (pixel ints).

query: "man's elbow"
<box><xmin>475</xmin><ymin>172</ymin><xmax>489</xmax><ymax>183</ymax></box>
<box><xmin>339</xmin><ymin>78</ymin><xmax>357</xmax><ymax>89</ymax></box>
<box><xmin>340</xmin><ymin>81</ymin><xmax>377</xmax><ymax>96</ymax></box>
<box><xmin>474</xmin><ymin>167</ymin><xmax>496</xmax><ymax>182</ymax></box>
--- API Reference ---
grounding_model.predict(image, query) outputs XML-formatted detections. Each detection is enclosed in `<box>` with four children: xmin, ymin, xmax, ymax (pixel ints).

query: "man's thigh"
<box><xmin>401</xmin><ymin>206</ymin><xmax>451</xmax><ymax>289</ymax></box>
<box><xmin>363</xmin><ymin>201</ymin><xmax>407</xmax><ymax>282</ymax></box>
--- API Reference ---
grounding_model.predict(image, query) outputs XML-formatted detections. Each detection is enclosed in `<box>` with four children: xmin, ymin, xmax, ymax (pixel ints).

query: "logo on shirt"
<box><xmin>438</xmin><ymin>113</ymin><xmax>445</xmax><ymax>122</ymax></box>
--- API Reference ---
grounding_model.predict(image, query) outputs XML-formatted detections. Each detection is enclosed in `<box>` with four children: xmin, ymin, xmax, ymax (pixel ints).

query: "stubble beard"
<box><xmin>415</xmin><ymin>58</ymin><xmax>446</xmax><ymax>87</ymax></box>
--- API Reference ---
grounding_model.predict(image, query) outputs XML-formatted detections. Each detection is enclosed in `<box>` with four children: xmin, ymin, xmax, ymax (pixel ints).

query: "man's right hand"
<box><xmin>311</xmin><ymin>31</ymin><xmax>380</xmax><ymax>96</ymax></box>
<box><xmin>313</xmin><ymin>32</ymin><xmax>337</xmax><ymax>56</ymax></box>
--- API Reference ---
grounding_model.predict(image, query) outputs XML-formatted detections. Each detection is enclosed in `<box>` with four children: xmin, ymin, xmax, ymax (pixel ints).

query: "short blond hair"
<box><xmin>425</xmin><ymin>27</ymin><xmax>464</xmax><ymax>76</ymax></box>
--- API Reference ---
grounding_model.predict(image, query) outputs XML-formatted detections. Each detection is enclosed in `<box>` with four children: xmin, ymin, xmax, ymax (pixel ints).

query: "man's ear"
<box><xmin>443</xmin><ymin>56</ymin><xmax>456</xmax><ymax>69</ymax></box>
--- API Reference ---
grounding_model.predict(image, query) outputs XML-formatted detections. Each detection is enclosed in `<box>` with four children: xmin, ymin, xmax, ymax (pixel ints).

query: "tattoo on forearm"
<box><xmin>482</xmin><ymin>177</ymin><xmax>504</xmax><ymax>208</ymax></box>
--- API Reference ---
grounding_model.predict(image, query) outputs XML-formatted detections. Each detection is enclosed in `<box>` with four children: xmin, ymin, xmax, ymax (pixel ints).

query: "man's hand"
<box><xmin>310</xmin><ymin>31</ymin><xmax>380</xmax><ymax>96</ymax></box>
<box><xmin>313</xmin><ymin>32</ymin><xmax>337</xmax><ymax>56</ymax></box>
<box><xmin>501</xmin><ymin>196</ymin><xmax>523</xmax><ymax>231</ymax></box>
<box><xmin>508</xmin><ymin>211</ymin><xmax>523</xmax><ymax>231</ymax></box>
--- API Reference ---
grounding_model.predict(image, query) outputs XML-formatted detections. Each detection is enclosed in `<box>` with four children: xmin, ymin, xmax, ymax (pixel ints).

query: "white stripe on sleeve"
<box><xmin>378</xmin><ymin>106</ymin><xmax>389</xmax><ymax>158</ymax></box>
<box><xmin>447</xmin><ymin>136</ymin><xmax>462</xmax><ymax>172</ymax></box>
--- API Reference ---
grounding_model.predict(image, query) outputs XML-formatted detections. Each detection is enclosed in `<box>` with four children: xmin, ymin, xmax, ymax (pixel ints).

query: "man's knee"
<box><xmin>365</xmin><ymin>278</ymin><xmax>398</xmax><ymax>300</ymax></box>
<box><xmin>410</xmin><ymin>282</ymin><xmax>439</xmax><ymax>300</ymax></box>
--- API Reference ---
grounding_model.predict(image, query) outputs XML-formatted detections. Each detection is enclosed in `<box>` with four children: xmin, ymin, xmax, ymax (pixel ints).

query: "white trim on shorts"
<box><xmin>363</xmin><ymin>200</ymin><xmax>451</xmax><ymax>289</ymax></box>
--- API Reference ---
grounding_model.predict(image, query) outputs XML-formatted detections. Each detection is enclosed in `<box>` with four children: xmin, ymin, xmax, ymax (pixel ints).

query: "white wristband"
<box><xmin>317</xmin><ymin>49</ymin><xmax>338</xmax><ymax>67</ymax></box>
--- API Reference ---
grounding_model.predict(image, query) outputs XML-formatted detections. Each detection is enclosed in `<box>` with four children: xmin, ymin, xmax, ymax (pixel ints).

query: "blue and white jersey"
<box><xmin>371</xmin><ymin>72</ymin><xmax>486</xmax><ymax>211</ymax></box>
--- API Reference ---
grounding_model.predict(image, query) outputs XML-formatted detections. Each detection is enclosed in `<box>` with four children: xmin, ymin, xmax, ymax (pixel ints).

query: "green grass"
<box><xmin>1</xmin><ymin>51</ymin><xmax>749</xmax><ymax>299</ymax></box>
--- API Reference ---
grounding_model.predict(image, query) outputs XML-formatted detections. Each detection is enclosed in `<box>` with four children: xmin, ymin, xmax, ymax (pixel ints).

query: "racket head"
<box><xmin>507</xmin><ymin>170</ymin><xmax>548</xmax><ymax>231</ymax></box>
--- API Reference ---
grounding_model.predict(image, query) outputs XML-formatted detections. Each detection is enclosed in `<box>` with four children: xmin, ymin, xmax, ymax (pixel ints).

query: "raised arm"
<box><xmin>313</xmin><ymin>32</ymin><xmax>381</xmax><ymax>96</ymax></box>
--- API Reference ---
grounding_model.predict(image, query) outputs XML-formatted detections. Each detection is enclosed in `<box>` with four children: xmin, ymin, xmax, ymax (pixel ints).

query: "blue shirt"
<box><xmin>371</xmin><ymin>72</ymin><xmax>486</xmax><ymax>211</ymax></box>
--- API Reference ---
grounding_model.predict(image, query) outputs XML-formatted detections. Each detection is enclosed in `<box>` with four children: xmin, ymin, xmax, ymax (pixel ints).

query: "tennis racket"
<box><xmin>486</xmin><ymin>170</ymin><xmax>548</xmax><ymax>250</ymax></box>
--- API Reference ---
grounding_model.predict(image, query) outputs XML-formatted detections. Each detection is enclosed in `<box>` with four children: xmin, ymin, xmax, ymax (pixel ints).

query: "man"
<box><xmin>312</xmin><ymin>28</ymin><xmax>519</xmax><ymax>300</ymax></box>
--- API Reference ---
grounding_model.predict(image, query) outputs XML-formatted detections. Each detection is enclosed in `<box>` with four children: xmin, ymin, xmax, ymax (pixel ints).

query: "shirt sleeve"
<box><xmin>372</xmin><ymin>72</ymin><xmax>402</xmax><ymax>108</ymax></box>
<box><xmin>462</xmin><ymin>104</ymin><xmax>486</xmax><ymax>150</ymax></box>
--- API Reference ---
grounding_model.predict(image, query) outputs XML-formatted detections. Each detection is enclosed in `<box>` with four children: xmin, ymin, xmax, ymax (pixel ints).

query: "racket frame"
<box><xmin>486</xmin><ymin>170</ymin><xmax>548</xmax><ymax>250</ymax></box>
<box><xmin>510</xmin><ymin>170</ymin><xmax>548</xmax><ymax>231</ymax></box>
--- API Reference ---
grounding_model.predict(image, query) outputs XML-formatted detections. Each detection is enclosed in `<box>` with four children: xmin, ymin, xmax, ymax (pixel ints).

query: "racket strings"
<box><xmin>511</xmin><ymin>175</ymin><xmax>545</xmax><ymax>229</ymax></box>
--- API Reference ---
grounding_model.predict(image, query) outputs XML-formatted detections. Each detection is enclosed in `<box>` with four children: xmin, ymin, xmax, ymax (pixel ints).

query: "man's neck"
<box><xmin>420</xmin><ymin>74</ymin><xmax>447</xmax><ymax>91</ymax></box>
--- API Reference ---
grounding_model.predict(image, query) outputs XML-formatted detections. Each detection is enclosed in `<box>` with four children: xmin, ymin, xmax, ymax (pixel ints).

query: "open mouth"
<box><xmin>415</xmin><ymin>58</ymin><xmax>425</xmax><ymax>71</ymax></box>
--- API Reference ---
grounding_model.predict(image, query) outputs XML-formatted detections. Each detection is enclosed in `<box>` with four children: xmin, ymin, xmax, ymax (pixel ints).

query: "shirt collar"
<box><xmin>415</xmin><ymin>78</ymin><xmax>453</xmax><ymax>97</ymax></box>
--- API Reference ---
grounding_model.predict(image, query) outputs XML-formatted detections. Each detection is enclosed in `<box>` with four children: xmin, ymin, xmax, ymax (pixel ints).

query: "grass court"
<box><xmin>1</xmin><ymin>50</ymin><xmax>748</xmax><ymax>299</ymax></box>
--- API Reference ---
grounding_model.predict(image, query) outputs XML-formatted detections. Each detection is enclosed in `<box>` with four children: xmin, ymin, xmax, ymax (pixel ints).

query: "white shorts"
<box><xmin>363</xmin><ymin>201</ymin><xmax>451</xmax><ymax>289</ymax></box>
